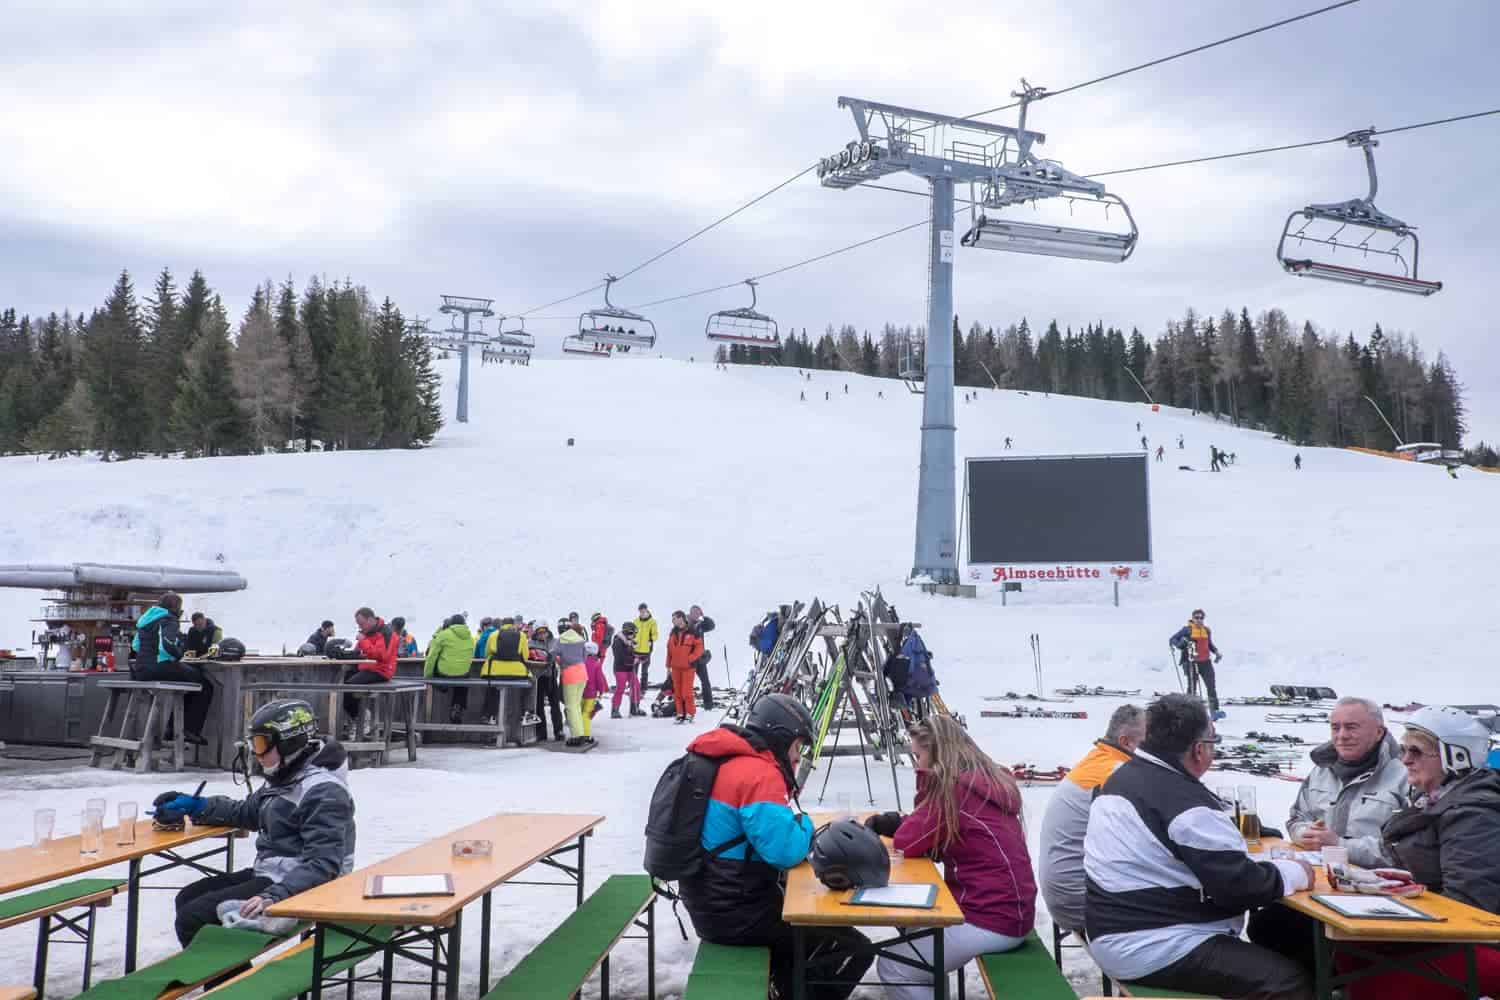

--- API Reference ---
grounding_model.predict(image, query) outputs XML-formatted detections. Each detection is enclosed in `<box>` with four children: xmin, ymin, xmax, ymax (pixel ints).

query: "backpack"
<box><xmin>643</xmin><ymin>752</ymin><xmax>746</xmax><ymax>881</ymax></box>
<box><xmin>748</xmin><ymin>623</ymin><xmax>764</xmax><ymax>649</ymax></box>
<box><xmin>491</xmin><ymin>629</ymin><xmax>522</xmax><ymax>662</ymax></box>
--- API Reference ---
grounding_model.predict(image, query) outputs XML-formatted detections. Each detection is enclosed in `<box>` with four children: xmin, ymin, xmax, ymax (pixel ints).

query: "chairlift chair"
<box><xmin>562</xmin><ymin>334</ymin><xmax>613</xmax><ymax>358</ymax></box>
<box><xmin>1276</xmin><ymin>130</ymin><xmax>1441</xmax><ymax>297</ymax></box>
<box><xmin>486</xmin><ymin>342</ymin><xmax>532</xmax><ymax>362</ymax></box>
<box><xmin>961</xmin><ymin>80</ymin><xmax>1138</xmax><ymax>263</ymax></box>
<box><xmin>493</xmin><ymin>316</ymin><xmax>537</xmax><ymax>351</ymax></box>
<box><xmin>705</xmin><ymin>280</ymin><xmax>780</xmax><ymax>347</ymax></box>
<box><xmin>577</xmin><ymin>276</ymin><xmax>657</xmax><ymax>349</ymax></box>
<box><xmin>898</xmin><ymin>331</ymin><xmax>924</xmax><ymax>394</ymax></box>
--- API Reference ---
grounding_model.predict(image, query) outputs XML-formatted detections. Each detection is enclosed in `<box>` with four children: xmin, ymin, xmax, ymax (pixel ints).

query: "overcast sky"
<box><xmin>3</xmin><ymin>0</ymin><xmax>1497</xmax><ymax>443</ymax></box>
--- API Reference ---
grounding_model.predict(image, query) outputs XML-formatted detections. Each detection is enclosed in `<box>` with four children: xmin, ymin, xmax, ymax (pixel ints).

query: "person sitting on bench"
<box><xmin>132</xmin><ymin>591</ymin><xmax>211</xmax><ymax>745</ymax></box>
<box><xmin>154</xmin><ymin>699</ymin><xmax>356</xmax><ymax>946</ymax></box>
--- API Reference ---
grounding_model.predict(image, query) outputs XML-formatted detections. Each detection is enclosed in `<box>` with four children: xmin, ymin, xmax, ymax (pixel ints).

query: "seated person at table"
<box><xmin>1085</xmin><ymin>693</ymin><xmax>1315</xmax><ymax>1000</ymax></box>
<box><xmin>155</xmin><ymin>699</ymin><xmax>356</xmax><ymax>946</ymax></box>
<box><xmin>1038</xmin><ymin>704</ymin><xmax>1145</xmax><ymax>937</ymax></box>
<box><xmin>676</xmin><ymin>694</ymin><xmax>872</xmax><ymax>1000</ymax></box>
<box><xmin>132</xmin><ymin>591</ymin><xmax>212</xmax><ymax>745</ymax></box>
<box><xmin>867</xmin><ymin>714</ymin><xmax>1037</xmax><ymax>1000</ymax></box>
<box><xmin>1339</xmin><ymin>706</ymin><xmax>1500</xmax><ymax>1000</ymax></box>
<box><xmin>424</xmin><ymin>614</ymin><xmax>476</xmax><ymax>723</ymax></box>
<box><xmin>185</xmin><ymin>612</ymin><xmax>223</xmax><ymax>657</ymax></box>
<box><xmin>302</xmin><ymin>619</ymin><xmax>335</xmax><ymax>656</ymax></box>
<box><xmin>1248</xmin><ymin>696</ymin><xmax>1407</xmax><ymax>969</ymax></box>
<box><xmin>344</xmin><ymin>606</ymin><xmax>398</xmax><ymax>738</ymax></box>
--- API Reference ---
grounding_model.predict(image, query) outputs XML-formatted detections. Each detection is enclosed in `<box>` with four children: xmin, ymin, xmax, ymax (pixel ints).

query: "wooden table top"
<box><xmin>0</xmin><ymin>819</ymin><xmax>234</xmax><ymax>895</ymax></box>
<box><xmin>782</xmin><ymin>812</ymin><xmax>963</xmax><ymax>929</ymax></box>
<box><xmin>202</xmin><ymin>657</ymin><xmax>371</xmax><ymax>669</ymax></box>
<box><xmin>1253</xmin><ymin>838</ymin><xmax>1500</xmax><ymax>943</ymax></box>
<box><xmin>266</xmin><ymin>812</ymin><xmax>604</xmax><ymax>927</ymax></box>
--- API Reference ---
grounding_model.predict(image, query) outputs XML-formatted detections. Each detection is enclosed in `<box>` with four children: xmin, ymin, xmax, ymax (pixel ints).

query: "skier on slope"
<box><xmin>1170</xmin><ymin>609</ymin><xmax>1224</xmax><ymax>720</ymax></box>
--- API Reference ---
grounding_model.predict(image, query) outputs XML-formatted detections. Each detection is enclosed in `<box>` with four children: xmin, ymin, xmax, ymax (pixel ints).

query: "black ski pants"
<box><xmin>139</xmin><ymin>661</ymin><xmax>213</xmax><ymax>737</ymax></box>
<box><xmin>712</xmin><ymin>921</ymin><xmax>866</xmax><ymax>1000</ymax></box>
<box><xmin>636</xmin><ymin>651</ymin><xmax>652</xmax><ymax>692</ymax></box>
<box><xmin>1247</xmin><ymin>904</ymin><xmax>1317</xmax><ymax>975</ymax></box>
<box><xmin>695</xmin><ymin>661</ymin><xmax>715</xmax><ymax>711</ymax></box>
<box><xmin>483</xmin><ymin>680</ymin><xmax>530</xmax><ymax>742</ymax></box>
<box><xmin>1130</xmin><ymin>933</ymin><xmax>1312</xmax><ymax>1000</ymax></box>
<box><xmin>341</xmin><ymin>666</ymin><xmax>386</xmax><ymax>720</ymax></box>
<box><xmin>535</xmin><ymin>673</ymin><xmax>564</xmax><ymax>740</ymax></box>
<box><xmin>174</xmin><ymin>869</ymin><xmax>274</xmax><ymax>946</ymax></box>
<box><xmin>1189</xmin><ymin>660</ymin><xmax>1220</xmax><ymax>712</ymax></box>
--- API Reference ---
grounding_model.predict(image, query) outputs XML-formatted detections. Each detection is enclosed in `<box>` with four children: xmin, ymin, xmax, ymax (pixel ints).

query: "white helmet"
<box><xmin>1404</xmin><ymin>706</ymin><xmax>1491</xmax><ymax>777</ymax></box>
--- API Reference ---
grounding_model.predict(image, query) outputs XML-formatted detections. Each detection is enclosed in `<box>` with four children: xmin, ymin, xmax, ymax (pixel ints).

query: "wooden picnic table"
<box><xmin>1256</xmin><ymin>837</ymin><xmax>1500</xmax><ymax>998</ymax></box>
<box><xmin>0</xmin><ymin>818</ymin><xmax>238</xmax><ymax>973</ymax></box>
<box><xmin>782</xmin><ymin>813</ymin><xmax>963</xmax><ymax>1000</ymax></box>
<box><xmin>267</xmin><ymin>811</ymin><xmax>605</xmax><ymax>1000</ymax></box>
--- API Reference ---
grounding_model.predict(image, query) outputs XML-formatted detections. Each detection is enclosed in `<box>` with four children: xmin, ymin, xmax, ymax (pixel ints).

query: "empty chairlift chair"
<box><xmin>961</xmin><ymin>80</ymin><xmax>1139</xmax><ymax>264</ymax></box>
<box><xmin>705</xmin><ymin>280</ymin><xmax>781</xmax><ymax>349</ymax></box>
<box><xmin>489</xmin><ymin>317</ymin><xmax>535</xmax><ymax>363</ymax></box>
<box><xmin>576</xmin><ymin>275</ymin><xmax>657</xmax><ymax>351</ymax></box>
<box><xmin>1276</xmin><ymin>129</ymin><xmax>1441</xmax><ymax>296</ymax></box>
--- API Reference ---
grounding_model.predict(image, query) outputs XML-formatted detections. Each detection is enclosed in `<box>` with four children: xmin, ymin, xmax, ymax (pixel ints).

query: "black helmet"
<box><xmin>249</xmin><ymin>699</ymin><xmax>319</xmax><ymax>777</ymax></box>
<box><xmin>622</xmin><ymin>621</ymin><xmax>638</xmax><ymax>636</ymax></box>
<box><xmin>746</xmin><ymin>693</ymin><xmax>815</xmax><ymax>758</ymax></box>
<box><xmin>324</xmin><ymin>637</ymin><xmax>354</xmax><ymax>659</ymax></box>
<box><xmin>216</xmin><ymin>637</ymin><xmax>246</xmax><ymax>661</ymax></box>
<box><xmin>810</xmin><ymin>819</ymin><xmax>890</xmax><ymax>890</ymax></box>
<box><xmin>297</xmin><ymin>641</ymin><xmax>318</xmax><ymax>656</ymax></box>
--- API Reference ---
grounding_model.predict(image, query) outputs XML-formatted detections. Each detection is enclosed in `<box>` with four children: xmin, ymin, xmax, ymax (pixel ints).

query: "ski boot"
<box><xmin>521</xmin><ymin>712</ymin><xmax>542</xmax><ymax>727</ymax></box>
<box><xmin>449</xmin><ymin>705</ymin><xmax>464</xmax><ymax>724</ymax></box>
<box><xmin>610</xmin><ymin>707</ymin><xmax>622</xmax><ymax>719</ymax></box>
<box><xmin>630</xmin><ymin>702</ymin><xmax>645</xmax><ymax>717</ymax></box>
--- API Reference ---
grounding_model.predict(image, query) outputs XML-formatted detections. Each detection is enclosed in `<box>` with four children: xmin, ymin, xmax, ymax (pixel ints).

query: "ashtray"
<box><xmin>452</xmin><ymin>839</ymin><xmax>492</xmax><ymax>858</ymax></box>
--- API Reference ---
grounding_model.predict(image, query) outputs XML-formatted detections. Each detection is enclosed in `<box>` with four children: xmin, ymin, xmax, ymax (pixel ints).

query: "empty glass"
<box><xmin>117</xmin><ymin>802</ymin><xmax>138</xmax><ymax>846</ymax></box>
<box><xmin>1236</xmin><ymin>786</ymin><xmax>1261</xmax><ymax>846</ymax></box>
<box><xmin>86</xmin><ymin>797</ymin><xmax>106</xmax><ymax>818</ymax></box>
<box><xmin>33</xmin><ymin>808</ymin><xmax>56</xmax><ymax>848</ymax></box>
<box><xmin>81</xmin><ymin>808</ymin><xmax>104</xmax><ymax>856</ymax></box>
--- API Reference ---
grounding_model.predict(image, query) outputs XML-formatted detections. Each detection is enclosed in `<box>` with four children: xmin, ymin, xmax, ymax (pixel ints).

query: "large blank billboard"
<box><xmin>966</xmin><ymin>454</ymin><xmax>1152</xmax><ymax>567</ymax></box>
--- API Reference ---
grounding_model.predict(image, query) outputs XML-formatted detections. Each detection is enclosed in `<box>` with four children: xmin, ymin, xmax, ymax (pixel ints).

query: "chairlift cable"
<box><xmin>938</xmin><ymin>0</ymin><xmax>1363</xmax><ymax>129</ymax></box>
<box><xmin>1086</xmin><ymin>107</ymin><xmax>1500</xmax><ymax>178</ymax></box>
<box><xmin>518</xmin><ymin>282</ymin><xmax>604</xmax><ymax>318</ymax></box>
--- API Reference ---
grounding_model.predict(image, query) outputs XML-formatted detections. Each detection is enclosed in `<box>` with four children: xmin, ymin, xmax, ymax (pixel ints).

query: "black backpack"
<box><xmin>491</xmin><ymin>628</ymin><xmax>522</xmax><ymax>661</ymax></box>
<box><xmin>643</xmin><ymin>751</ymin><xmax>746</xmax><ymax>881</ymax></box>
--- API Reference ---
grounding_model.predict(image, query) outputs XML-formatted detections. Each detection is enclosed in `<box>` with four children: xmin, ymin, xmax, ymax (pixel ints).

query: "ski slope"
<box><xmin>0</xmin><ymin>356</ymin><xmax>1495</xmax><ymax>997</ymax></box>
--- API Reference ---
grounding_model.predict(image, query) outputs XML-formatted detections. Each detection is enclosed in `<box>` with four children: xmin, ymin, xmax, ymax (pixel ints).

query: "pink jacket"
<box><xmin>893</xmin><ymin>768</ymin><xmax>1037</xmax><ymax>937</ymax></box>
<box><xmin>583</xmin><ymin>654</ymin><xmax>610</xmax><ymax>700</ymax></box>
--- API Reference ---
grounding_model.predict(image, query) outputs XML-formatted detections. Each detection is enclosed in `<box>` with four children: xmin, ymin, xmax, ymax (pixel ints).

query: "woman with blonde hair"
<box><xmin>868</xmin><ymin>714</ymin><xmax>1036</xmax><ymax>1000</ymax></box>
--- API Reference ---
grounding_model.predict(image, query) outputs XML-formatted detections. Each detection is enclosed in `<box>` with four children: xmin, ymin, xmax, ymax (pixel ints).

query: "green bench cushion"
<box><xmin>1119</xmin><ymin>984</ymin><xmax>1217</xmax><ymax>998</ymax></box>
<box><xmin>0</xmin><ymin>878</ymin><xmax>125</xmax><ymax>922</ymax></box>
<box><xmin>482</xmin><ymin>875</ymin><xmax>654</xmax><ymax>1000</ymax></box>
<box><xmin>206</xmin><ymin>926</ymin><xmax>391</xmax><ymax>1000</ymax></box>
<box><xmin>683</xmin><ymin>942</ymin><xmax>770</xmax><ymax>1000</ymax></box>
<box><xmin>977</xmin><ymin>931</ymin><xmax>1074</xmax><ymax>1000</ymax></box>
<box><xmin>76</xmin><ymin>925</ymin><xmax>281</xmax><ymax>1000</ymax></box>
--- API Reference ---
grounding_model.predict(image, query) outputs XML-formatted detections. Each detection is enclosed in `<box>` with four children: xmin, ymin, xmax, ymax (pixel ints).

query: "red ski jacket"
<box><xmin>354</xmin><ymin>618</ymin><xmax>399</xmax><ymax>679</ymax></box>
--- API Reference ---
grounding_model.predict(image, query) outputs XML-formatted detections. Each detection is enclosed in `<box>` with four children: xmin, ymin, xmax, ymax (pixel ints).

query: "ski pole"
<box><xmin>1170</xmin><ymin>646</ymin><xmax>1185</xmax><ymax>692</ymax></box>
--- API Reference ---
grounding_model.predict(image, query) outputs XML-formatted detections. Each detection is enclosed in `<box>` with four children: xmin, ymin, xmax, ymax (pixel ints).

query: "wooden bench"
<box><xmin>681</xmin><ymin>942</ymin><xmax>769</xmax><ymax>1000</ymax></box>
<box><xmin>89</xmin><ymin>680</ymin><xmax>202</xmax><ymax>772</ymax></box>
<box><xmin>196</xmin><ymin>925</ymin><xmax>391</xmax><ymax>999</ymax></box>
<box><xmin>481</xmin><ymin>874</ymin><xmax>656</xmax><ymax>1000</ymax></box>
<box><xmin>974</xmin><ymin>932</ymin><xmax>1075</xmax><ymax>999</ymax></box>
<box><xmin>0</xmin><ymin>877</ymin><xmax>124</xmax><ymax>996</ymax></box>
<box><xmin>1114</xmin><ymin>984</ymin><xmax>1216</xmax><ymax>998</ymax></box>
<box><xmin>242</xmin><ymin>681</ymin><xmax>423</xmax><ymax>766</ymax></box>
<box><xmin>416</xmin><ymin>677</ymin><xmax>539</xmax><ymax>747</ymax></box>
<box><xmin>73</xmin><ymin>923</ymin><xmax>295</xmax><ymax>1000</ymax></box>
<box><xmin>0</xmin><ymin>987</ymin><xmax>35</xmax><ymax>1000</ymax></box>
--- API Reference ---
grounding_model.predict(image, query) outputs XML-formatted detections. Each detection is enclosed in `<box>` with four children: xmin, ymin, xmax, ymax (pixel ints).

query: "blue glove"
<box><xmin>154</xmin><ymin>793</ymin><xmax>206</xmax><ymax>822</ymax></box>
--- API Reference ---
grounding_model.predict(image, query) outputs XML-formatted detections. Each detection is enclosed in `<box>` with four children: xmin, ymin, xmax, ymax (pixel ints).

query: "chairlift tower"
<box><xmin>819</xmin><ymin>89</ymin><xmax>1136</xmax><ymax>588</ymax></box>
<box><xmin>436</xmin><ymin>295</ymin><xmax>495</xmax><ymax>423</ymax></box>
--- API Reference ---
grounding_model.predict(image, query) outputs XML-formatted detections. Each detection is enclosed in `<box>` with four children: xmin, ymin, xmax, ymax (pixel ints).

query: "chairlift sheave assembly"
<box><xmin>578</xmin><ymin>275</ymin><xmax>657</xmax><ymax>349</ymax></box>
<box><xmin>1277</xmin><ymin>130</ymin><xmax>1441</xmax><ymax>297</ymax></box>
<box><xmin>705</xmin><ymin>280</ymin><xmax>780</xmax><ymax>347</ymax></box>
<box><xmin>961</xmin><ymin>80</ymin><xmax>1139</xmax><ymax>264</ymax></box>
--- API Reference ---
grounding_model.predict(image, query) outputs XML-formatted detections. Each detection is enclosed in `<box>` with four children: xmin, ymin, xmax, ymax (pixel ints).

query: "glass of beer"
<box><xmin>1236</xmin><ymin>786</ymin><xmax>1261</xmax><ymax>846</ymax></box>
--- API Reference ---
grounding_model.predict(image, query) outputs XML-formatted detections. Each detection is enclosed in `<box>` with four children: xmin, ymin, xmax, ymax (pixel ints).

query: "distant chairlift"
<box><xmin>577</xmin><ymin>275</ymin><xmax>657</xmax><ymax>350</ymax></box>
<box><xmin>898</xmin><ymin>330</ymin><xmax>924</xmax><ymax>395</ymax></box>
<box><xmin>1277</xmin><ymin>130</ymin><xmax>1441</xmax><ymax>297</ymax></box>
<box><xmin>706</xmin><ymin>280</ymin><xmax>780</xmax><ymax>348</ymax></box>
<box><xmin>493</xmin><ymin>316</ymin><xmax>537</xmax><ymax>352</ymax></box>
<box><xmin>562</xmin><ymin>334</ymin><xmax>615</xmax><ymax>358</ymax></box>
<box><xmin>961</xmin><ymin>81</ymin><xmax>1138</xmax><ymax>263</ymax></box>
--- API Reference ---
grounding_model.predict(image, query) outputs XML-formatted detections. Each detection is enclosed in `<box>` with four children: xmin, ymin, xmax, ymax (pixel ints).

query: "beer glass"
<box><xmin>81</xmin><ymin>808</ymin><xmax>104</xmax><ymax>856</ymax></box>
<box><xmin>117</xmin><ymin>802</ymin><xmax>138</xmax><ymax>846</ymax></box>
<box><xmin>1235</xmin><ymin>786</ymin><xmax>1261</xmax><ymax>846</ymax></box>
<box><xmin>33</xmin><ymin>808</ymin><xmax>56</xmax><ymax>848</ymax></box>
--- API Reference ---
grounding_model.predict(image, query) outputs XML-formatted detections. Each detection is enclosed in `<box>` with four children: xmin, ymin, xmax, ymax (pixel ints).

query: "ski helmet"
<box><xmin>216</xmin><ymin>637</ymin><xmax>246</xmax><ymax>661</ymax></box>
<box><xmin>324</xmin><ymin>637</ymin><xmax>355</xmax><ymax>659</ymax></box>
<box><xmin>297</xmin><ymin>642</ymin><xmax>318</xmax><ymax>656</ymax></box>
<box><xmin>1404</xmin><ymin>706</ymin><xmax>1491</xmax><ymax>777</ymax></box>
<box><xmin>746</xmin><ymin>693</ymin><xmax>815</xmax><ymax>759</ymax></box>
<box><xmin>810</xmin><ymin>819</ymin><xmax>891</xmax><ymax>890</ymax></box>
<box><xmin>249</xmin><ymin>699</ymin><xmax>319</xmax><ymax>777</ymax></box>
<box><xmin>622</xmin><ymin>621</ymin><xmax>638</xmax><ymax>636</ymax></box>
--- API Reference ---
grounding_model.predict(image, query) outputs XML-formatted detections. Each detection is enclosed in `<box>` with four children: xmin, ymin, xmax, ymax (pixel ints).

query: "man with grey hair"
<box><xmin>1038</xmin><ymin>704</ymin><xmax>1147</xmax><ymax>935</ymax></box>
<box><xmin>1247</xmin><ymin>695</ymin><xmax>1407</xmax><ymax>972</ymax></box>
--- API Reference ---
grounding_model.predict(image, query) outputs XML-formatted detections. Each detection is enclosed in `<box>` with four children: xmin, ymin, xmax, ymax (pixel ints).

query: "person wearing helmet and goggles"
<box><xmin>152</xmin><ymin>699</ymin><xmax>356</xmax><ymax>946</ymax></box>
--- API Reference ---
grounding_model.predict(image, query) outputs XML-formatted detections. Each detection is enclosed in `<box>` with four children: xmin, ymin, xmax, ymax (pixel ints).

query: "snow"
<box><xmin>1</xmin><ymin>356</ymin><xmax>1496</xmax><ymax>997</ymax></box>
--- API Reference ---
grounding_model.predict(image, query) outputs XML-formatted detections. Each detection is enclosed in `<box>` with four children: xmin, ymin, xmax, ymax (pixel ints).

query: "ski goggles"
<box><xmin>250</xmin><ymin>733</ymin><xmax>276</xmax><ymax>755</ymax></box>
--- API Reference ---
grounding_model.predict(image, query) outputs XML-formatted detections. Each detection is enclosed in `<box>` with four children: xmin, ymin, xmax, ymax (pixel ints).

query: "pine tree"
<box><xmin>171</xmin><ymin>296</ymin><xmax>248</xmax><ymax>457</ymax></box>
<box><xmin>141</xmin><ymin>268</ymin><xmax>181</xmax><ymax>453</ymax></box>
<box><xmin>315</xmin><ymin>288</ymin><xmax>382</xmax><ymax>449</ymax></box>
<box><xmin>0</xmin><ymin>317</ymin><xmax>38</xmax><ymax>453</ymax></box>
<box><xmin>25</xmin><ymin>381</ymin><xmax>92</xmax><ymax>458</ymax></box>
<box><xmin>403</xmin><ymin>316</ymin><xmax>443</xmax><ymax>446</ymax></box>
<box><xmin>371</xmin><ymin>298</ymin><xmax>421</xmax><ymax>448</ymax></box>
<box><xmin>274</xmin><ymin>277</ymin><xmax>318</xmax><ymax>450</ymax></box>
<box><xmin>232</xmin><ymin>284</ymin><xmax>296</xmax><ymax>452</ymax></box>
<box><xmin>81</xmin><ymin>270</ymin><xmax>148</xmax><ymax>459</ymax></box>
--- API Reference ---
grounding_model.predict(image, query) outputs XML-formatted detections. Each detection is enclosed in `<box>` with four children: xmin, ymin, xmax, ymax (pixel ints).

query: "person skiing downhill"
<box><xmin>1170</xmin><ymin>610</ymin><xmax>1223</xmax><ymax>719</ymax></box>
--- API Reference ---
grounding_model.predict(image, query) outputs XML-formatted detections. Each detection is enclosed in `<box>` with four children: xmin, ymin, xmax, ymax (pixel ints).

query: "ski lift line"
<box><xmin>917</xmin><ymin>0</ymin><xmax>1363</xmax><ymax>132</ymax></box>
<box><xmin>1087</xmin><ymin>108</ymin><xmax>1500</xmax><ymax>178</ymax></box>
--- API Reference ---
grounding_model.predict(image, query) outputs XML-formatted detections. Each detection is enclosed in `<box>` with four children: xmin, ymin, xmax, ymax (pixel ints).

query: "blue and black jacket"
<box><xmin>132</xmin><ymin>605</ymin><xmax>183</xmax><ymax>678</ymax></box>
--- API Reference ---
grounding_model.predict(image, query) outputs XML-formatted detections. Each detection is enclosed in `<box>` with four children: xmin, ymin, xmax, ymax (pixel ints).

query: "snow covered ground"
<box><xmin>1</xmin><ymin>355</ymin><xmax>1496</xmax><ymax>997</ymax></box>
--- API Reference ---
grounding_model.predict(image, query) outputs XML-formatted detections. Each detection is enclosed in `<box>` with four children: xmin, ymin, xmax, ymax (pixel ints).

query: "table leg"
<box><xmin>124</xmin><ymin>856</ymin><xmax>142</xmax><ymax>973</ymax></box>
<box><xmin>933</xmin><ymin>927</ymin><xmax>947</xmax><ymax>1000</ymax></box>
<box><xmin>84</xmin><ymin>903</ymin><xmax>98</xmax><ymax>990</ymax></box>
<box><xmin>226</xmin><ymin>831</ymin><xmax>236</xmax><ymax>870</ymax></box>
<box><xmin>601</xmin><ymin>955</ymin><xmax>610</xmax><ymax>1000</ymax></box>
<box><xmin>312</xmin><ymin>924</ymin><xmax>326</xmax><ymax>1000</ymax></box>
<box><xmin>445</xmin><ymin>908</ymin><xmax>462</xmax><ymax>1000</ymax></box>
<box><xmin>576</xmin><ymin>834</ymin><xmax>587</xmax><ymax>907</ymax></box>
<box><xmin>33</xmin><ymin>914</ymin><xmax>48</xmax><ymax>997</ymax></box>
<box><xmin>480</xmin><ymin>890</ymin><xmax>493</xmax><ymax>994</ymax></box>
<box><xmin>793</xmin><ymin>925</ymin><xmax>807</xmax><ymax>1000</ymax></box>
<box><xmin>1313</xmin><ymin>921</ymin><xmax>1330</xmax><ymax>1000</ymax></box>
<box><xmin>1466</xmin><ymin>944</ymin><xmax>1479</xmax><ymax>999</ymax></box>
<box><xmin>646</xmin><ymin>899</ymin><xmax>656</xmax><ymax>1000</ymax></box>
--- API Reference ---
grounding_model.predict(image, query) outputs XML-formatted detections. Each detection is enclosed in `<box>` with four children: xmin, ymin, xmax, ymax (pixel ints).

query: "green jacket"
<box><xmin>424</xmin><ymin>622</ymin><xmax>476</xmax><ymax>678</ymax></box>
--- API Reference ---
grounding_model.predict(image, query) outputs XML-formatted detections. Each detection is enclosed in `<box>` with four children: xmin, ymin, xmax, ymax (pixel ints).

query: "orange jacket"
<box><xmin>666</xmin><ymin>627</ymin><xmax>704</xmax><ymax>672</ymax></box>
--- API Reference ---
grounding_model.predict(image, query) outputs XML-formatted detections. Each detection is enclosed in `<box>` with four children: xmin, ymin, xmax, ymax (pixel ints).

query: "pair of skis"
<box><xmin>1264</xmin><ymin>712</ymin><xmax>1330</xmax><ymax>724</ymax></box>
<box><xmin>1270</xmin><ymin>684</ymin><xmax>1337</xmax><ymax>700</ymax></box>
<box><xmin>1011</xmin><ymin>764</ymin><xmax>1070</xmax><ymax>785</ymax></box>
<box><xmin>981</xmin><ymin>706</ymin><xmax>1089</xmax><ymax>720</ymax></box>
<box><xmin>1054</xmin><ymin>685</ymin><xmax>1141</xmax><ymax>698</ymax></box>
<box><xmin>983</xmin><ymin>692</ymin><xmax>1074</xmax><ymax>704</ymax></box>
